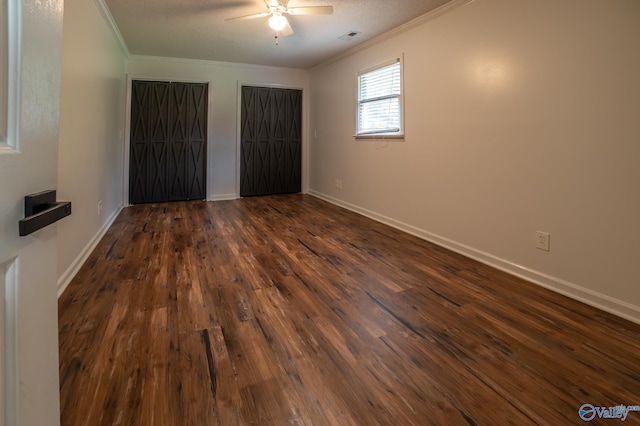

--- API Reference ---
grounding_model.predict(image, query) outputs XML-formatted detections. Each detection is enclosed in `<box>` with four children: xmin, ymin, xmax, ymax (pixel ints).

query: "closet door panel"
<box><xmin>270</xmin><ymin>89</ymin><xmax>287</xmax><ymax>194</ymax></box>
<box><xmin>255</xmin><ymin>87</ymin><xmax>272</xmax><ymax>196</ymax></box>
<box><xmin>130</xmin><ymin>81</ymin><xmax>151</xmax><ymax>204</ymax></box>
<box><xmin>129</xmin><ymin>80</ymin><xmax>207</xmax><ymax>204</ymax></box>
<box><xmin>187</xmin><ymin>83</ymin><xmax>207</xmax><ymax>200</ymax></box>
<box><xmin>240</xmin><ymin>86</ymin><xmax>302</xmax><ymax>197</ymax></box>
<box><xmin>240</xmin><ymin>86</ymin><xmax>257</xmax><ymax>197</ymax></box>
<box><xmin>286</xmin><ymin>89</ymin><xmax>302</xmax><ymax>194</ymax></box>
<box><xmin>148</xmin><ymin>82</ymin><xmax>171</xmax><ymax>203</ymax></box>
<box><xmin>168</xmin><ymin>83</ymin><xmax>188</xmax><ymax>201</ymax></box>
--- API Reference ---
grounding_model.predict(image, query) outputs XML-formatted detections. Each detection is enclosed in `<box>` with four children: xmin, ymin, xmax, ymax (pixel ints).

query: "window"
<box><xmin>356</xmin><ymin>57</ymin><xmax>403</xmax><ymax>138</ymax></box>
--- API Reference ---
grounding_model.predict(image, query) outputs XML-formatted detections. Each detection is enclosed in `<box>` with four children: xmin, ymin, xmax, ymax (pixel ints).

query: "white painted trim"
<box><xmin>57</xmin><ymin>206</ymin><xmax>122</xmax><ymax>298</ymax></box>
<box><xmin>2</xmin><ymin>257</ymin><xmax>18</xmax><ymax>425</ymax></box>
<box><xmin>308</xmin><ymin>190</ymin><xmax>640</xmax><ymax>326</ymax></box>
<box><xmin>0</xmin><ymin>0</ymin><xmax>21</xmax><ymax>153</ymax></box>
<box><xmin>92</xmin><ymin>0</ymin><xmax>130</xmax><ymax>57</ymax></box>
<box><xmin>312</xmin><ymin>0</ymin><xmax>476</xmax><ymax>71</ymax></box>
<box><xmin>207</xmin><ymin>194</ymin><xmax>238</xmax><ymax>202</ymax></box>
<box><xmin>123</xmin><ymin>74</ymin><xmax>132</xmax><ymax>207</ymax></box>
<box><xmin>235</xmin><ymin>81</ymin><xmax>309</xmax><ymax>198</ymax></box>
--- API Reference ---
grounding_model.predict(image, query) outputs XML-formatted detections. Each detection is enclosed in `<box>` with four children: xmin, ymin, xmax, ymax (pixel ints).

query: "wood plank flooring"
<box><xmin>58</xmin><ymin>194</ymin><xmax>640</xmax><ymax>425</ymax></box>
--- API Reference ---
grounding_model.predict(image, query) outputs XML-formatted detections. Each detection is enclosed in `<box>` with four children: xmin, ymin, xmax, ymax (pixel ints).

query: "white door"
<box><xmin>1</xmin><ymin>0</ymin><xmax>64</xmax><ymax>425</ymax></box>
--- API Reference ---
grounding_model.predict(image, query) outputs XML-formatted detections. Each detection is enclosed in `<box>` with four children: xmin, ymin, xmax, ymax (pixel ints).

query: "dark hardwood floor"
<box><xmin>58</xmin><ymin>194</ymin><xmax>640</xmax><ymax>425</ymax></box>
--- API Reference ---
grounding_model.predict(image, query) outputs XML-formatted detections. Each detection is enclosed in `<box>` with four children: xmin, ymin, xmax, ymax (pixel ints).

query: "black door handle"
<box><xmin>19</xmin><ymin>190</ymin><xmax>72</xmax><ymax>236</ymax></box>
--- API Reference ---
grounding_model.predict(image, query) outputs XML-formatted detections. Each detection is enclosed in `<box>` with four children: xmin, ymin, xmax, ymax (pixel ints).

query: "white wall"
<box><xmin>309</xmin><ymin>0</ymin><xmax>640</xmax><ymax>322</ymax></box>
<box><xmin>125</xmin><ymin>56</ymin><xmax>310</xmax><ymax>201</ymax></box>
<box><xmin>57</xmin><ymin>0</ymin><xmax>128</xmax><ymax>293</ymax></box>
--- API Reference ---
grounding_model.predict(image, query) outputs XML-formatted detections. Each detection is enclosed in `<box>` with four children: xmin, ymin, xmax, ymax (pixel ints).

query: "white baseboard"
<box><xmin>57</xmin><ymin>206</ymin><xmax>123</xmax><ymax>298</ymax></box>
<box><xmin>207</xmin><ymin>194</ymin><xmax>238</xmax><ymax>201</ymax></box>
<box><xmin>307</xmin><ymin>190</ymin><xmax>640</xmax><ymax>325</ymax></box>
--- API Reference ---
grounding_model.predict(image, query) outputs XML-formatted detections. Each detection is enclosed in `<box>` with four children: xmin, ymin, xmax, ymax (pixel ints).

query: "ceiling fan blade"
<box><xmin>280</xmin><ymin>19</ymin><xmax>294</xmax><ymax>36</ymax></box>
<box><xmin>162</xmin><ymin>1</ymin><xmax>255</xmax><ymax>16</ymax></box>
<box><xmin>287</xmin><ymin>6</ymin><xmax>333</xmax><ymax>15</ymax></box>
<box><xmin>225</xmin><ymin>12</ymin><xmax>270</xmax><ymax>22</ymax></box>
<box><xmin>208</xmin><ymin>1</ymin><xmax>255</xmax><ymax>9</ymax></box>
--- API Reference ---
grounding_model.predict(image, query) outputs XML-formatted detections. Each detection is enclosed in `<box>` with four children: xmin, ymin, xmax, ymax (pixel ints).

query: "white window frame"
<box><xmin>355</xmin><ymin>55</ymin><xmax>404</xmax><ymax>140</ymax></box>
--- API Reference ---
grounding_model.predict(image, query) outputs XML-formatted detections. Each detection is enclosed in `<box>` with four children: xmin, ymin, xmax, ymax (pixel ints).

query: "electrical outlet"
<box><xmin>98</xmin><ymin>200</ymin><xmax>103</xmax><ymax>216</ymax></box>
<box><xmin>335</xmin><ymin>179</ymin><xmax>342</xmax><ymax>190</ymax></box>
<box><xmin>536</xmin><ymin>231</ymin><xmax>550</xmax><ymax>251</ymax></box>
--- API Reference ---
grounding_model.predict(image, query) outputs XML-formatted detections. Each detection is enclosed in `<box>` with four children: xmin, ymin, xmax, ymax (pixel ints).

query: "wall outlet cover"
<box><xmin>536</xmin><ymin>231</ymin><xmax>550</xmax><ymax>251</ymax></box>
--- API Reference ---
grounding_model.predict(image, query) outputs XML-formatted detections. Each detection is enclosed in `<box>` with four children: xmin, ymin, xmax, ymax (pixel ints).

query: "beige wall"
<box><xmin>56</xmin><ymin>0</ymin><xmax>640</xmax><ymax>323</ymax></box>
<box><xmin>57</xmin><ymin>0</ymin><xmax>128</xmax><ymax>293</ymax></box>
<box><xmin>309</xmin><ymin>0</ymin><xmax>640</xmax><ymax>322</ymax></box>
<box><xmin>55</xmin><ymin>4</ymin><xmax>309</xmax><ymax>293</ymax></box>
<box><xmin>125</xmin><ymin>56</ymin><xmax>310</xmax><ymax>200</ymax></box>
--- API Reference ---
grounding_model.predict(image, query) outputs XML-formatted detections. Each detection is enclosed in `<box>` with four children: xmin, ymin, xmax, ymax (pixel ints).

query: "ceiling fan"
<box><xmin>225</xmin><ymin>0</ymin><xmax>333</xmax><ymax>37</ymax></box>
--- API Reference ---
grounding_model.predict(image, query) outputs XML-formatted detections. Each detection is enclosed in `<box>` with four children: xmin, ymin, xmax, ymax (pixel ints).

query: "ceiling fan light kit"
<box><xmin>268</xmin><ymin>13</ymin><xmax>288</xmax><ymax>31</ymax></box>
<box><xmin>226</xmin><ymin>0</ymin><xmax>334</xmax><ymax>43</ymax></box>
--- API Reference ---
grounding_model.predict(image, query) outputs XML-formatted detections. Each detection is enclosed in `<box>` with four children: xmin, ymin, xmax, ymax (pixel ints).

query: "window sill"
<box><xmin>354</xmin><ymin>134</ymin><xmax>405</xmax><ymax>141</ymax></box>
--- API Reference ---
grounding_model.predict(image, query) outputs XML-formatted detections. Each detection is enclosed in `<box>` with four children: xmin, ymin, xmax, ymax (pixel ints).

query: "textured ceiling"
<box><xmin>104</xmin><ymin>0</ymin><xmax>454</xmax><ymax>69</ymax></box>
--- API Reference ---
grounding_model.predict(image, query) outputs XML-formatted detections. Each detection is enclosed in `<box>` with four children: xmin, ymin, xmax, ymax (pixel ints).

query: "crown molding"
<box><xmin>92</xmin><ymin>0</ymin><xmax>130</xmax><ymax>57</ymax></box>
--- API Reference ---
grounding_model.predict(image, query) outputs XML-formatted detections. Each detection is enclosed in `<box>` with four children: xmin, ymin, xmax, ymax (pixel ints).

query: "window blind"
<box><xmin>357</xmin><ymin>60</ymin><xmax>401</xmax><ymax>135</ymax></box>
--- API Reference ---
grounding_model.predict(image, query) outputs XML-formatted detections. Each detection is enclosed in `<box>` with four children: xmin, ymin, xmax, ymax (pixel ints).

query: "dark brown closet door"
<box><xmin>240</xmin><ymin>86</ymin><xmax>301</xmax><ymax>197</ymax></box>
<box><xmin>129</xmin><ymin>80</ymin><xmax>207</xmax><ymax>204</ymax></box>
<box><xmin>169</xmin><ymin>82</ymin><xmax>207</xmax><ymax>201</ymax></box>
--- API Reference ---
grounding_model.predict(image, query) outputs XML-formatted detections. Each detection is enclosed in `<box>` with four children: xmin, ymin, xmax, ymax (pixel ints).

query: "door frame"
<box><xmin>236</xmin><ymin>80</ymin><xmax>308</xmax><ymax>198</ymax></box>
<box><xmin>123</xmin><ymin>75</ymin><xmax>213</xmax><ymax>205</ymax></box>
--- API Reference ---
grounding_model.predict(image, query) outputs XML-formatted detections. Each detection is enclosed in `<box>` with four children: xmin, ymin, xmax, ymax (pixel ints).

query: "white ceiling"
<box><xmin>103</xmin><ymin>0</ymin><xmax>453</xmax><ymax>69</ymax></box>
